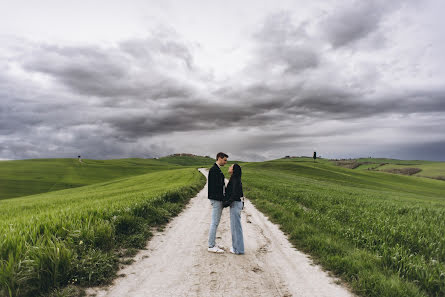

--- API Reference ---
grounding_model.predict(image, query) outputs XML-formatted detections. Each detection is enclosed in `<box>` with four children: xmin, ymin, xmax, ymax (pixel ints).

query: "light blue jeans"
<box><xmin>208</xmin><ymin>199</ymin><xmax>223</xmax><ymax>248</ymax></box>
<box><xmin>230</xmin><ymin>201</ymin><xmax>244</xmax><ymax>254</ymax></box>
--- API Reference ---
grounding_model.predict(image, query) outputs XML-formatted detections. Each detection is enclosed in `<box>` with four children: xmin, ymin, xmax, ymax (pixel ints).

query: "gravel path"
<box><xmin>86</xmin><ymin>168</ymin><xmax>355</xmax><ymax>297</ymax></box>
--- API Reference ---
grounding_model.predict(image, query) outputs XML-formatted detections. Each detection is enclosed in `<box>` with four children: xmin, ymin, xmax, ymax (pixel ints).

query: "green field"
<box><xmin>335</xmin><ymin>158</ymin><xmax>445</xmax><ymax>181</ymax></box>
<box><xmin>355</xmin><ymin>163</ymin><xmax>383</xmax><ymax>170</ymax></box>
<box><xmin>0</xmin><ymin>164</ymin><xmax>205</xmax><ymax>297</ymax></box>
<box><xmin>2</xmin><ymin>155</ymin><xmax>444</xmax><ymax>297</ymax></box>
<box><xmin>242</xmin><ymin>158</ymin><xmax>445</xmax><ymax>297</ymax></box>
<box><xmin>356</xmin><ymin>158</ymin><xmax>434</xmax><ymax>165</ymax></box>
<box><xmin>157</xmin><ymin>155</ymin><xmax>243</xmax><ymax>167</ymax></box>
<box><xmin>0</xmin><ymin>158</ymin><xmax>182</xmax><ymax>200</ymax></box>
<box><xmin>376</xmin><ymin>163</ymin><xmax>445</xmax><ymax>180</ymax></box>
<box><xmin>157</xmin><ymin>155</ymin><xmax>215</xmax><ymax>166</ymax></box>
<box><xmin>0</xmin><ymin>156</ymin><xmax>245</xmax><ymax>200</ymax></box>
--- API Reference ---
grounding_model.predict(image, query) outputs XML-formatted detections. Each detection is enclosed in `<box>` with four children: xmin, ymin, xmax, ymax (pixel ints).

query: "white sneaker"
<box><xmin>208</xmin><ymin>246</ymin><xmax>224</xmax><ymax>253</ymax></box>
<box><xmin>230</xmin><ymin>247</ymin><xmax>236</xmax><ymax>254</ymax></box>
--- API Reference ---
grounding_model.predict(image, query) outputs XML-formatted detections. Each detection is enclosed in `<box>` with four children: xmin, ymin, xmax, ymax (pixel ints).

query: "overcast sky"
<box><xmin>1</xmin><ymin>0</ymin><xmax>444</xmax><ymax>161</ymax></box>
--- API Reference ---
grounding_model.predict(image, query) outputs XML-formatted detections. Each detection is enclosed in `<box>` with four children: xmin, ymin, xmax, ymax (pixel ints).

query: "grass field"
<box><xmin>2</xmin><ymin>155</ymin><xmax>444</xmax><ymax>297</ymax></box>
<box><xmin>334</xmin><ymin>158</ymin><xmax>445</xmax><ymax>181</ymax></box>
<box><xmin>376</xmin><ymin>163</ymin><xmax>445</xmax><ymax>180</ymax></box>
<box><xmin>0</xmin><ymin>156</ymin><xmax>243</xmax><ymax>200</ymax></box>
<box><xmin>355</xmin><ymin>158</ymin><xmax>435</xmax><ymax>165</ymax></box>
<box><xmin>157</xmin><ymin>155</ymin><xmax>216</xmax><ymax>166</ymax></box>
<box><xmin>242</xmin><ymin>158</ymin><xmax>445</xmax><ymax>297</ymax></box>
<box><xmin>0</xmin><ymin>167</ymin><xmax>205</xmax><ymax>297</ymax></box>
<box><xmin>157</xmin><ymin>155</ymin><xmax>243</xmax><ymax>167</ymax></box>
<box><xmin>0</xmin><ymin>158</ymin><xmax>182</xmax><ymax>200</ymax></box>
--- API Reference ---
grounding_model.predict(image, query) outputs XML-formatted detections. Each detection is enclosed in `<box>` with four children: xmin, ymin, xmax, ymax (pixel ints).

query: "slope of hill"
<box><xmin>0</xmin><ymin>158</ymin><xmax>181</xmax><ymax>200</ymax></box>
<box><xmin>333</xmin><ymin>158</ymin><xmax>445</xmax><ymax>181</ymax></box>
<box><xmin>377</xmin><ymin>163</ymin><xmax>445</xmax><ymax>180</ymax></box>
<box><xmin>242</xmin><ymin>158</ymin><xmax>445</xmax><ymax>296</ymax></box>
<box><xmin>157</xmin><ymin>154</ymin><xmax>245</xmax><ymax>167</ymax></box>
<box><xmin>3</xmin><ymin>155</ymin><xmax>444</xmax><ymax>296</ymax></box>
<box><xmin>0</xmin><ymin>167</ymin><xmax>205</xmax><ymax>297</ymax></box>
<box><xmin>157</xmin><ymin>155</ymin><xmax>216</xmax><ymax>166</ymax></box>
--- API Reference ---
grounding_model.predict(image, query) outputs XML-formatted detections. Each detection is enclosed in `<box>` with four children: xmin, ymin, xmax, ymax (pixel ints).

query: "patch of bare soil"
<box><xmin>383</xmin><ymin>167</ymin><xmax>422</xmax><ymax>175</ymax></box>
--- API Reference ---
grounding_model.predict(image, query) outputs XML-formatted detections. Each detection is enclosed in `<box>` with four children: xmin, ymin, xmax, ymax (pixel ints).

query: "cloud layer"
<box><xmin>1</xmin><ymin>0</ymin><xmax>445</xmax><ymax>161</ymax></box>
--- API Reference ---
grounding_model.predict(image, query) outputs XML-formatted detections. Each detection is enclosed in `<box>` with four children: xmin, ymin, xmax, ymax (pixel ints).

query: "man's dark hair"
<box><xmin>216</xmin><ymin>152</ymin><xmax>228</xmax><ymax>160</ymax></box>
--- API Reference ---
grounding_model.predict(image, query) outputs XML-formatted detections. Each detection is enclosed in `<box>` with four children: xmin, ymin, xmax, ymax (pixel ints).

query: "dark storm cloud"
<box><xmin>0</xmin><ymin>128</ymin><xmax>172</xmax><ymax>160</ymax></box>
<box><xmin>214</xmin><ymin>80</ymin><xmax>445</xmax><ymax>123</ymax></box>
<box><xmin>103</xmin><ymin>98</ymin><xmax>295</xmax><ymax>139</ymax></box>
<box><xmin>10</xmin><ymin>7</ymin><xmax>443</xmax><ymax>149</ymax></box>
<box><xmin>251</xmin><ymin>12</ymin><xmax>320</xmax><ymax>74</ymax></box>
<box><xmin>1</xmin><ymin>1</ymin><xmax>445</xmax><ymax>161</ymax></box>
<box><xmin>286</xmin><ymin>86</ymin><xmax>445</xmax><ymax>118</ymax></box>
<box><xmin>373</xmin><ymin>141</ymin><xmax>445</xmax><ymax>162</ymax></box>
<box><xmin>119</xmin><ymin>33</ymin><xmax>194</xmax><ymax>70</ymax></box>
<box><xmin>0</xmin><ymin>101</ymin><xmax>44</xmax><ymax>134</ymax></box>
<box><xmin>0</xmin><ymin>72</ymin><xmax>48</xmax><ymax>135</ymax></box>
<box><xmin>23</xmin><ymin>32</ymin><xmax>197</xmax><ymax>101</ymax></box>
<box><xmin>229</xmin><ymin>7</ymin><xmax>445</xmax><ymax>123</ymax></box>
<box><xmin>318</xmin><ymin>1</ymin><xmax>402</xmax><ymax>48</ymax></box>
<box><xmin>106</xmin><ymin>79</ymin><xmax>445</xmax><ymax>141</ymax></box>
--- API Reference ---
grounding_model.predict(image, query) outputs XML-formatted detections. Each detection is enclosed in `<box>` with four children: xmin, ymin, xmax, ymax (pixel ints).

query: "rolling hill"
<box><xmin>242</xmin><ymin>157</ymin><xmax>445</xmax><ymax>296</ymax></box>
<box><xmin>333</xmin><ymin>157</ymin><xmax>445</xmax><ymax>181</ymax></box>
<box><xmin>0</xmin><ymin>158</ymin><xmax>182</xmax><ymax>200</ymax></box>
<box><xmin>0</xmin><ymin>167</ymin><xmax>206</xmax><ymax>297</ymax></box>
<box><xmin>2</xmin><ymin>155</ymin><xmax>444</xmax><ymax>296</ymax></box>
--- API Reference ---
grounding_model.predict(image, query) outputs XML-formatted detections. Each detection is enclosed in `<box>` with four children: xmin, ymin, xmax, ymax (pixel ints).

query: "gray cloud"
<box><xmin>286</xmin><ymin>86</ymin><xmax>445</xmax><ymax>119</ymax></box>
<box><xmin>318</xmin><ymin>1</ymin><xmax>401</xmax><ymax>48</ymax></box>
<box><xmin>368</xmin><ymin>141</ymin><xmax>445</xmax><ymax>162</ymax></box>
<box><xmin>252</xmin><ymin>12</ymin><xmax>320</xmax><ymax>74</ymax></box>
<box><xmin>1</xmin><ymin>1</ymin><xmax>444</xmax><ymax>161</ymax></box>
<box><xmin>22</xmin><ymin>30</ymin><xmax>198</xmax><ymax>101</ymax></box>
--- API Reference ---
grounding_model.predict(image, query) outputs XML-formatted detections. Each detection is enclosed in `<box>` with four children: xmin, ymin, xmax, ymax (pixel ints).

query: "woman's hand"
<box><xmin>223</xmin><ymin>198</ymin><xmax>232</xmax><ymax>208</ymax></box>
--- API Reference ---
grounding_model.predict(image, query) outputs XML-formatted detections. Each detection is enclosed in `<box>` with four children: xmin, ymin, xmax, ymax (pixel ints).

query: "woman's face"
<box><xmin>228</xmin><ymin>164</ymin><xmax>234</xmax><ymax>174</ymax></box>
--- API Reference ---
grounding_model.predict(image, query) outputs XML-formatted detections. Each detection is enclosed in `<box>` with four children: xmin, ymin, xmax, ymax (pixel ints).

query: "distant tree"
<box><xmin>313</xmin><ymin>152</ymin><xmax>317</xmax><ymax>162</ymax></box>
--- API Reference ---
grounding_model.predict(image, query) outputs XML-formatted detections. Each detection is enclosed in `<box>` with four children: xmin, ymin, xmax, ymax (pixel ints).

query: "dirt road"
<box><xmin>86</xmin><ymin>168</ymin><xmax>354</xmax><ymax>297</ymax></box>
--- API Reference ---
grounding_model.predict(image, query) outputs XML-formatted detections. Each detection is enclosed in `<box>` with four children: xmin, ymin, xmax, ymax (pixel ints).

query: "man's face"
<box><xmin>218</xmin><ymin>157</ymin><xmax>228</xmax><ymax>166</ymax></box>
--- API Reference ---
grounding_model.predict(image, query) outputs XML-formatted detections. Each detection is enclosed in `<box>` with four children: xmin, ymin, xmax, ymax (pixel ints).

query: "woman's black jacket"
<box><xmin>224</xmin><ymin>177</ymin><xmax>243</xmax><ymax>206</ymax></box>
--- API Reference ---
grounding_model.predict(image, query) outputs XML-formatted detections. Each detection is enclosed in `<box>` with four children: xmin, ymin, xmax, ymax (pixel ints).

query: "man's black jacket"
<box><xmin>208</xmin><ymin>163</ymin><xmax>225</xmax><ymax>201</ymax></box>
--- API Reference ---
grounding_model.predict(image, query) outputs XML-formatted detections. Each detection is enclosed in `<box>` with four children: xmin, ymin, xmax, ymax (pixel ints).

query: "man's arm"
<box><xmin>208</xmin><ymin>167</ymin><xmax>216</xmax><ymax>197</ymax></box>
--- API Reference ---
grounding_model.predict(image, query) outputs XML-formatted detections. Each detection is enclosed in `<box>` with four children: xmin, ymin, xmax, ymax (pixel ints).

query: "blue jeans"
<box><xmin>208</xmin><ymin>199</ymin><xmax>223</xmax><ymax>248</ymax></box>
<box><xmin>230</xmin><ymin>201</ymin><xmax>244</xmax><ymax>254</ymax></box>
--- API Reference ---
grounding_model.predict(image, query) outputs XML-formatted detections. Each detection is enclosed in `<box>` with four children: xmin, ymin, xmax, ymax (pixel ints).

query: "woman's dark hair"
<box><xmin>230</xmin><ymin>163</ymin><xmax>242</xmax><ymax>180</ymax></box>
<box><xmin>229</xmin><ymin>164</ymin><xmax>243</xmax><ymax>199</ymax></box>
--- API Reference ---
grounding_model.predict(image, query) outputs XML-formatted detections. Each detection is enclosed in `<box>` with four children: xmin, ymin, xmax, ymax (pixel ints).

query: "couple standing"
<box><xmin>207</xmin><ymin>152</ymin><xmax>244</xmax><ymax>254</ymax></box>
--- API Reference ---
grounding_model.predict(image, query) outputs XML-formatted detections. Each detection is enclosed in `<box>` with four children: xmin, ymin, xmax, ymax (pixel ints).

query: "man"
<box><xmin>207</xmin><ymin>152</ymin><xmax>228</xmax><ymax>253</ymax></box>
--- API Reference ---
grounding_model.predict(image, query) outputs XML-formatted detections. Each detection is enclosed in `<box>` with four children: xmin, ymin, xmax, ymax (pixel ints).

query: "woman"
<box><xmin>223</xmin><ymin>163</ymin><xmax>244</xmax><ymax>255</ymax></box>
